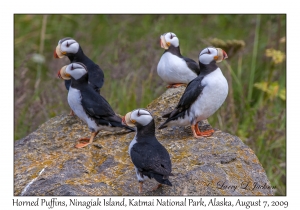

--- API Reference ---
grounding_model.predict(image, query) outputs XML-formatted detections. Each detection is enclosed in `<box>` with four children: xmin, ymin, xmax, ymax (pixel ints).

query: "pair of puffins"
<box><xmin>157</xmin><ymin>32</ymin><xmax>228</xmax><ymax>138</ymax></box>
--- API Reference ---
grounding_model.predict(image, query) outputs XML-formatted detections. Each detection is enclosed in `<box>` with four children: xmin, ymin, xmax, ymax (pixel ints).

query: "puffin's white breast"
<box><xmin>190</xmin><ymin>68</ymin><xmax>228</xmax><ymax>123</ymax></box>
<box><xmin>157</xmin><ymin>52</ymin><xmax>197</xmax><ymax>84</ymax></box>
<box><xmin>68</xmin><ymin>87</ymin><xmax>98</xmax><ymax>130</ymax></box>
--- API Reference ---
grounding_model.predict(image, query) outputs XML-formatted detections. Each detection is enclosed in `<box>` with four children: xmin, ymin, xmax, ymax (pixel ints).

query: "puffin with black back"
<box><xmin>158</xmin><ymin>47</ymin><xmax>228</xmax><ymax>138</ymax></box>
<box><xmin>54</xmin><ymin>37</ymin><xmax>105</xmax><ymax>115</ymax></box>
<box><xmin>58</xmin><ymin>62</ymin><xmax>134</xmax><ymax>148</ymax></box>
<box><xmin>157</xmin><ymin>32</ymin><xmax>200</xmax><ymax>88</ymax></box>
<box><xmin>122</xmin><ymin>109</ymin><xmax>173</xmax><ymax>193</ymax></box>
<box><xmin>54</xmin><ymin>37</ymin><xmax>104</xmax><ymax>92</ymax></box>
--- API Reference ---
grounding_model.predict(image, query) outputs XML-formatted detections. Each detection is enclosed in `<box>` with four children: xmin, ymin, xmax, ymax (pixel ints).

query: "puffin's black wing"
<box><xmin>130</xmin><ymin>141</ymin><xmax>172</xmax><ymax>178</ymax></box>
<box><xmin>159</xmin><ymin>76</ymin><xmax>205</xmax><ymax>128</ymax></box>
<box><xmin>182</xmin><ymin>57</ymin><xmax>200</xmax><ymax>75</ymax></box>
<box><xmin>88</xmin><ymin>63</ymin><xmax>105</xmax><ymax>91</ymax></box>
<box><xmin>72</xmin><ymin>47</ymin><xmax>105</xmax><ymax>92</ymax></box>
<box><xmin>176</xmin><ymin>76</ymin><xmax>205</xmax><ymax>110</ymax></box>
<box><xmin>80</xmin><ymin>87</ymin><xmax>122</xmax><ymax>123</ymax></box>
<box><xmin>81</xmin><ymin>88</ymin><xmax>114</xmax><ymax>116</ymax></box>
<box><xmin>80</xmin><ymin>87</ymin><xmax>135</xmax><ymax>131</ymax></box>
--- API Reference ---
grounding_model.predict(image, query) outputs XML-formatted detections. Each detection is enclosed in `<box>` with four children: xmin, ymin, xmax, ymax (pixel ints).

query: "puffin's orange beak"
<box><xmin>160</xmin><ymin>35</ymin><xmax>169</xmax><ymax>49</ymax></box>
<box><xmin>122</xmin><ymin>111</ymin><xmax>135</xmax><ymax>127</ymax></box>
<box><xmin>215</xmin><ymin>48</ymin><xmax>228</xmax><ymax>63</ymax></box>
<box><xmin>54</xmin><ymin>45</ymin><xmax>65</xmax><ymax>58</ymax></box>
<box><xmin>57</xmin><ymin>66</ymin><xmax>71</xmax><ymax>80</ymax></box>
<box><xmin>54</xmin><ymin>49</ymin><xmax>59</xmax><ymax>58</ymax></box>
<box><xmin>223</xmin><ymin>50</ymin><xmax>228</xmax><ymax>60</ymax></box>
<box><xmin>57</xmin><ymin>69</ymin><xmax>62</xmax><ymax>79</ymax></box>
<box><xmin>121</xmin><ymin>116</ymin><xmax>127</xmax><ymax>126</ymax></box>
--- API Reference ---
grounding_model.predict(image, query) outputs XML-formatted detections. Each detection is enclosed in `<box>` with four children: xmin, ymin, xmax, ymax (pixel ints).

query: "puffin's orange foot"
<box><xmin>68</xmin><ymin>110</ymin><xmax>75</xmax><ymax>116</ymax></box>
<box><xmin>77</xmin><ymin>137</ymin><xmax>90</xmax><ymax>143</ymax></box>
<box><xmin>197</xmin><ymin>122</ymin><xmax>214</xmax><ymax>137</ymax></box>
<box><xmin>196</xmin><ymin>129</ymin><xmax>214</xmax><ymax>137</ymax></box>
<box><xmin>75</xmin><ymin>141</ymin><xmax>91</xmax><ymax>148</ymax></box>
<box><xmin>75</xmin><ymin>137</ymin><xmax>91</xmax><ymax>148</ymax></box>
<box><xmin>75</xmin><ymin>132</ymin><xmax>98</xmax><ymax>148</ymax></box>
<box><xmin>166</xmin><ymin>83</ymin><xmax>186</xmax><ymax>88</ymax></box>
<box><xmin>191</xmin><ymin>125</ymin><xmax>214</xmax><ymax>138</ymax></box>
<box><xmin>151</xmin><ymin>183</ymin><xmax>162</xmax><ymax>191</ymax></box>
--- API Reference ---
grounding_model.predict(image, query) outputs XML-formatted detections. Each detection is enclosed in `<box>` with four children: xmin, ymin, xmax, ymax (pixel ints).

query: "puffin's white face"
<box><xmin>54</xmin><ymin>38</ymin><xmax>80</xmax><ymax>58</ymax></box>
<box><xmin>199</xmin><ymin>47</ymin><xmax>228</xmax><ymax>65</ymax></box>
<box><xmin>123</xmin><ymin>109</ymin><xmax>153</xmax><ymax>127</ymax></box>
<box><xmin>65</xmin><ymin>62</ymin><xmax>87</xmax><ymax>80</ymax></box>
<box><xmin>160</xmin><ymin>32</ymin><xmax>179</xmax><ymax>49</ymax></box>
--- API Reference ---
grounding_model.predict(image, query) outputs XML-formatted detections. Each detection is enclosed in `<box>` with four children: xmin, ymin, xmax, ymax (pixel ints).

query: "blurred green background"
<box><xmin>14</xmin><ymin>14</ymin><xmax>286</xmax><ymax>195</ymax></box>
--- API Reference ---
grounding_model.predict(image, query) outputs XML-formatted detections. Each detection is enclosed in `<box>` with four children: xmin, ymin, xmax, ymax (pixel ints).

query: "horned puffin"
<box><xmin>58</xmin><ymin>62</ymin><xmax>134</xmax><ymax>148</ymax></box>
<box><xmin>122</xmin><ymin>109</ymin><xmax>173</xmax><ymax>193</ymax></box>
<box><xmin>157</xmin><ymin>32</ymin><xmax>200</xmax><ymax>88</ymax></box>
<box><xmin>54</xmin><ymin>37</ymin><xmax>104</xmax><ymax>92</ymax></box>
<box><xmin>158</xmin><ymin>47</ymin><xmax>228</xmax><ymax>138</ymax></box>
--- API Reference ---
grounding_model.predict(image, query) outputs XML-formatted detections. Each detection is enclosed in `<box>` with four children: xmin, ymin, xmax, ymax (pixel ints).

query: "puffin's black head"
<box><xmin>57</xmin><ymin>62</ymin><xmax>87</xmax><ymax>81</ymax></box>
<box><xmin>122</xmin><ymin>109</ymin><xmax>153</xmax><ymax>128</ymax></box>
<box><xmin>54</xmin><ymin>37</ymin><xmax>80</xmax><ymax>58</ymax></box>
<box><xmin>160</xmin><ymin>32</ymin><xmax>179</xmax><ymax>50</ymax></box>
<box><xmin>199</xmin><ymin>47</ymin><xmax>228</xmax><ymax>65</ymax></box>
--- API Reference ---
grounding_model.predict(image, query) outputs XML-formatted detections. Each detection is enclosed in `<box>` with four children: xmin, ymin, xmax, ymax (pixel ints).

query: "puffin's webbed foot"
<box><xmin>75</xmin><ymin>137</ymin><xmax>91</xmax><ymax>148</ymax></box>
<box><xmin>198</xmin><ymin>121</ymin><xmax>214</xmax><ymax>136</ymax></box>
<box><xmin>75</xmin><ymin>132</ymin><xmax>99</xmax><ymax>148</ymax></box>
<box><xmin>191</xmin><ymin>124</ymin><xmax>214</xmax><ymax>138</ymax></box>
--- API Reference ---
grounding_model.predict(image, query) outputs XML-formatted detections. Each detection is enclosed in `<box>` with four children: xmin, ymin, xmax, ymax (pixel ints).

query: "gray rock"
<box><xmin>14</xmin><ymin>86</ymin><xmax>274</xmax><ymax>196</ymax></box>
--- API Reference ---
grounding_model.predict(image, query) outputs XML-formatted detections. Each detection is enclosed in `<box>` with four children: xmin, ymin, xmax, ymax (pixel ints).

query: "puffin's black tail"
<box><xmin>162</xmin><ymin>112</ymin><xmax>171</xmax><ymax>118</ymax></box>
<box><xmin>159</xmin><ymin>109</ymin><xmax>186</xmax><ymax>130</ymax></box>
<box><xmin>123</xmin><ymin>124</ymin><xmax>136</xmax><ymax>132</ymax></box>
<box><xmin>158</xmin><ymin>120</ymin><xmax>169</xmax><ymax>130</ymax></box>
<box><xmin>107</xmin><ymin>119</ymin><xmax>135</xmax><ymax>132</ymax></box>
<box><xmin>152</xmin><ymin>173</ymin><xmax>172</xmax><ymax>186</ymax></box>
<box><xmin>158</xmin><ymin>124</ymin><xmax>167</xmax><ymax>130</ymax></box>
<box><xmin>107</xmin><ymin>115</ymin><xmax>136</xmax><ymax>132</ymax></box>
<box><xmin>158</xmin><ymin>111</ymin><xmax>173</xmax><ymax>129</ymax></box>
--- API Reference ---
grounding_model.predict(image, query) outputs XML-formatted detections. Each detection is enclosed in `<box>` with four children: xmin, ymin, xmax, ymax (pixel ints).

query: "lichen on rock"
<box><xmin>14</xmin><ymin>86</ymin><xmax>274</xmax><ymax>196</ymax></box>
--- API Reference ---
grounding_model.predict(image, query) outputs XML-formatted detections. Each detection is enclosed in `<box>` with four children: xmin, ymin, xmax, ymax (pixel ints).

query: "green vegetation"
<box><xmin>14</xmin><ymin>14</ymin><xmax>286</xmax><ymax>195</ymax></box>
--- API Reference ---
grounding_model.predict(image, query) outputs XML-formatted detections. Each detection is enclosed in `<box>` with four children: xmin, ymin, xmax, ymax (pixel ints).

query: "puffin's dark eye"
<box><xmin>207</xmin><ymin>48</ymin><xmax>211</xmax><ymax>54</ymax></box>
<box><xmin>66</xmin><ymin>42</ymin><xmax>70</xmax><ymax>47</ymax></box>
<box><xmin>137</xmin><ymin>110</ymin><xmax>141</xmax><ymax>117</ymax></box>
<box><xmin>170</xmin><ymin>33</ymin><xmax>173</xmax><ymax>39</ymax></box>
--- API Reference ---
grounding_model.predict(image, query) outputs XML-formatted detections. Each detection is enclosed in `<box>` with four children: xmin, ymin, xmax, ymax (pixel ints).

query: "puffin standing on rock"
<box><xmin>54</xmin><ymin>37</ymin><xmax>105</xmax><ymax>92</ymax></box>
<box><xmin>158</xmin><ymin>47</ymin><xmax>228</xmax><ymax>138</ymax></box>
<box><xmin>58</xmin><ymin>62</ymin><xmax>134</xmax><ymax>148</ymax></box>
<box><xmin>122</xmin><ymin>109</ymin><xmax>173</xmax><ymax>193</ymax></box>
<box><xmin>157</xmin><ymin>32</ymin><xmax>200</xmax><ymax>88</ymax></box>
